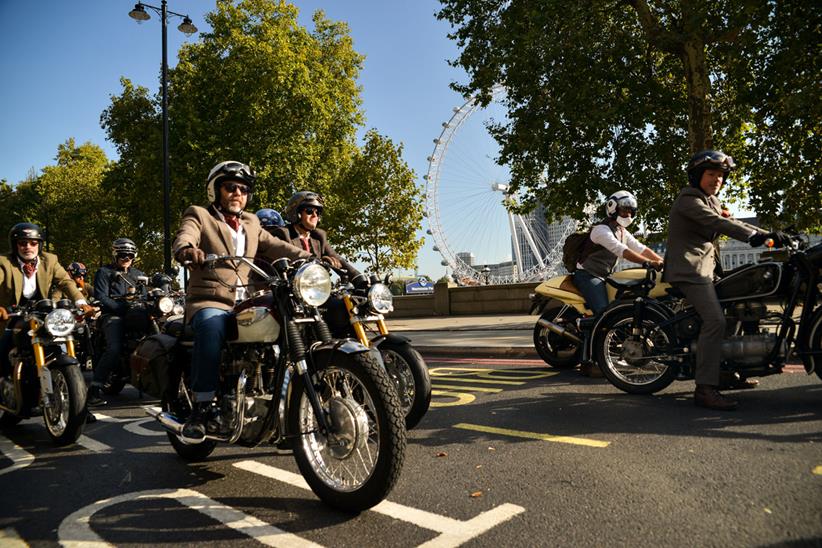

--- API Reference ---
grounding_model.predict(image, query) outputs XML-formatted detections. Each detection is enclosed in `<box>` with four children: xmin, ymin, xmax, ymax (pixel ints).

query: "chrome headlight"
<box><xmin>368</xmin><ymin>283</ymin><xmax>394</xmax><ymax>314</ymax></box>
<box><xmin>293</xmin><ymin>263</ymin><xmax>332</xmax><ymax>307</ymax></box>
<box><xmin>157</xmin><ymin>296</ymin><xmax>174</xmax><ymax>314</ymax></box>
<box><xmin>172</xmin><ymin>303</ymin><xmax>185</xmax><ymax>316</ymax></box>
<box><xmin>45</xmin><ymin>308</ymin><xmax>76</xmax><ymax>337</ymax></box>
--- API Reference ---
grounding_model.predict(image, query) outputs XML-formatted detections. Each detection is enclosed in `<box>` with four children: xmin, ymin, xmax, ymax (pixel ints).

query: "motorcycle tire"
<box><xmin>379</xmin><ymin>341</ymin><xmax>431</xmax><ymax>430</ymax></box>
<box><xmin>593</xmin><ymin>306</ymin><xmax>677</xmax><ymax>395</ymax></box>
<box><xmin>43</xmin><ymin>365</ymin><xmax>87</xmax><ymax>446</ymax></box>
<box><xmin>162</xmin><ymin>392</ymin><xmax>217</xmax><ymax>462</ymax></box>
<box><xmin>533</xmin><ymin>305</ymin><xmax>582</xmax><ymax>369</ymax></box>
<box><xmin>0</xmin><ymin>410</ymin><xmax>23</xmax><ymax>428</ymax></box>
<box><xmin>288</xmin><ymin>351</ymin><xmax>406</xmax><ymax>512</ymax></box>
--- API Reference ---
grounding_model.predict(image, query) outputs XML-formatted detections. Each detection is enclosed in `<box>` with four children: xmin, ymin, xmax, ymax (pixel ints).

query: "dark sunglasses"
<box><xmin>301</xmin><ymin>207</ymin><xmax>323</xmax><ymax>216</ymax></box>
<box><xmin>17</xmin><ymin>240</ymin><xmax>40</xmax><ymax>247</ymax></box>
<box><xmin>117</xmin><ymin>253</ymin><xmax>135</xmax><ymax>260</ymax></box>
<box><xmin>223</xmin><ymin>182</ymin><xmax>251</xmax><ymax>195</ymax></box>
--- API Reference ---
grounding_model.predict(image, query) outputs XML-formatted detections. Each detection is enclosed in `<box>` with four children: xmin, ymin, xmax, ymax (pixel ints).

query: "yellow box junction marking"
<box><xmin>813</xmin><ymin>465</ymin><xmax>822</xmax><ymax>475</ymax></box>
<box><xmin>455</xmin><ymin>423</ymin><xmax>610</xmax><ymax>448</ymax></box>
<box><xmin>430</xmin><ymin>367</ymin><xmax>558</xmax><ymax>408</ymax></box>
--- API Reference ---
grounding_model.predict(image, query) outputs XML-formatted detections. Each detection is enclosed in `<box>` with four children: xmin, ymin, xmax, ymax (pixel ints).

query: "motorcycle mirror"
<box><xmin>136</xmin><ymin>276</ymin><xmax>149</xmax><ymax>285</ymax></box>
<box><xmin>272</xmin><ymin>257</ymin><xmax>289</xmax><ymax>274</ymax></box>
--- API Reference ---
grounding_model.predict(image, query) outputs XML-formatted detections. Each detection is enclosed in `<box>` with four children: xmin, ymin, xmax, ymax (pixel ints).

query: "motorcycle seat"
<box><xmin>605</xmin><ymin>277</ymin><xmax>644</xmax><ymax>289</ymax></box>
<box><xmin>164</xmin><ymin>318</ymin><xmax>194</xmax><ymax>340</ymax></box>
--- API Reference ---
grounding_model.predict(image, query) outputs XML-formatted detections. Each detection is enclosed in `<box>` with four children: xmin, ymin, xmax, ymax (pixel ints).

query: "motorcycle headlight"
<box><xmin>45</xmin><ymin>308</ymin><xmax>76</xmax><ymax>337</ymax></box>
<box><xmin>368</xmin><ymin>283</ymin><xmax>394</xmax><ymax>314</ymax></box>
<box><xmin>293</xmin><ymin>263</ymin><xmax>332</xmax><ymax>307</ymax></box>
<box><xmin>173</xmin><ymin>303</ymin><xmax>185</xmax><ymax>316</ymax></box>
<box><xmin>158</xmin><ymin>296</ymin><xmax>174</xmax><ymax>314</ymax></box>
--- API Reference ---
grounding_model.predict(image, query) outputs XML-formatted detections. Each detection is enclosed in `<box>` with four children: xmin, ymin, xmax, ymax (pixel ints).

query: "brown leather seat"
<box><xmin>560</xmin><ymin>275</ymin><xmax>583</xmax><ymax>296</ymax></box>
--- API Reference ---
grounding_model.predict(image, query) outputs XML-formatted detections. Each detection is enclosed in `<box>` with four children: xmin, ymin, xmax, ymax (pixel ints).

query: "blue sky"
<box><xmin>0</xmin><ymin>0</ymin><xmax>481</xmax><ymax>278</ymax></box>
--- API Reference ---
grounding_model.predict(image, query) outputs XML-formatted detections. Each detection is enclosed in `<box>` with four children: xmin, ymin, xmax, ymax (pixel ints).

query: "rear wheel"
<box><xmin>163</xmin><ymin>382</ymin><xmax>217</xmax><ymax>462</ymax></box>
<box><xmin>43</xmin><ymin>365</ymin><xmax>87</xmax><ymax>445</ymax></box>
<box><xmin>288</xmin><ymin>351</ymin><xmax>406</xmax><ymax>512</ymax></box>
<box><xmin>379</xmin><ymin>341</ymin><xmax>431</xmax><ymax>430</ymax></box>
<box><xmin>533</xmin><ymin>305</ymin><xmax>582</xmax><ymax>368</ymax></box>
<box><xmin>593</xmin><ymin>306</ymin><xmax>677</xmax><ymax>394</ymax></box>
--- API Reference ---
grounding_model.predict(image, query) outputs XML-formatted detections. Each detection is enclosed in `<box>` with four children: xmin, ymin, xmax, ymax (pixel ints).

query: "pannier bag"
<box><xmin>130</xmin><ymin>333</ymin><xmax>176</xmax><ymax>398</ymax></box>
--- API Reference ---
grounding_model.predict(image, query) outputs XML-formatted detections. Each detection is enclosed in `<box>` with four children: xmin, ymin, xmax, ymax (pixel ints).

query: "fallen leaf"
<box><xmin>470</xmin><ymin>491</ymin><xmax>483</xmax><ymax>498</ymax></box>
<box><xmin>475</xmin><ymin>464</ymin><xmax>483</xmax><ymax>469</ymax></box>
<box><xmin>435</xmin><ymin>451</ymin><xmax>448</xmax><ymax>458</ymax></box>
<box><xmin>764</xmin><ymin>508</ymin><xmax>772</xmax><ymax>514</ymax></box>
<box><xmin>488</xmin><ymin>446</ymin><xmax>496</xmax><ymax>451</ymax></box>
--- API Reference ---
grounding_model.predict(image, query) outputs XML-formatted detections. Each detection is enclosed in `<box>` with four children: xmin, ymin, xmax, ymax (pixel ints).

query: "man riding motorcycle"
<box><xmin>256</xmin><ymin>208</ymin><xmax>286</xmax><ymax>233</ymax></box>
<box><xmin>66</xmin><ymin>262</ymin><xmax>93</xmax><ymax>300</ymax></box>
<box><xmin>0</xmin><ymin>223</ymin><xmax>93</xmax><ymax>381</ymax></box>
<box><xmin>173</xmin><ymin>161</ymin><xmax>311</xmax><ymax>440</ymax></box>
<box><xmin>663</xmin><ymin>150</ymin><xmax>788</xmax><ymax>410</ymax></box>
<box><xmin>89</xmin><ymin>238</ymin><xmax>146</xmax><ymax>406</ymax></box>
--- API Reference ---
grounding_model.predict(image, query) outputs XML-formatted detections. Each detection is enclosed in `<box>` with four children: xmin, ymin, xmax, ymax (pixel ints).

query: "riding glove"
<box><xmin>177</xmin><ymin>247</ymin><xmax>206</xmax><ymax>265</ymax></box>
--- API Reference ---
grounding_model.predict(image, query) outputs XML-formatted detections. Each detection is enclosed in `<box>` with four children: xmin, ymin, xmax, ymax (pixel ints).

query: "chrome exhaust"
<box><xmin>537</xmin><ymin>318</ymin><xmax>582</xmax><ymax>344</ymax></box>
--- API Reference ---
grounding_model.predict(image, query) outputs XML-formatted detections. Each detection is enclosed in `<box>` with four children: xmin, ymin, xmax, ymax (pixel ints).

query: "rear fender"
<box><xmin>585</xmin><ymin>298</ymin><xmax>675</xmax><ymax>356</ymax></box>
<box><xmin>801</xmin><ymin>305</ymin><xmax>822</xmax><ymax>374</ymax></box>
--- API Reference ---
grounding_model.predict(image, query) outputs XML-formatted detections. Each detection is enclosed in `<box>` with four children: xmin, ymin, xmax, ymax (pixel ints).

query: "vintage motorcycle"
<box><xmin>93</xmin><ymin>272</ymin><xmax>183</xmax><ymax>395</ymax></box>
<box><xmin>327</xmin><ymin>274</ymin><xmax>431</xmax><ymax>429</ymax></box>
<box><xmin>591</xmin><ymin>233</ymin><xmax>822</xmax><ymax>394</ymax></box>
<box><xmin>139</xmin><ymin>256</ymin><xmax>406</xmax><ymax>512</ymax></box>
<box><xmin>0</xmin><ymin>299</ymin><xmax>88</xmax><ymax>445</ymax></box>
<box><xmin>530</xmin><ymin>267</ymin><xmax>671</xmax><ymax>368</ymax></box>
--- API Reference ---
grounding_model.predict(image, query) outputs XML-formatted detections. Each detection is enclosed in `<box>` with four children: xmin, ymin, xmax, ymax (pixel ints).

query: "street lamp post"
<box><xmin>129</xmin><ymin>2</ymin><xmax>197</xmax><ymax>275</ymax></box>
<box><xmin>481</xmin><ymin>266</ymin><xmax>491</xmax><ymax>285</ymax></box>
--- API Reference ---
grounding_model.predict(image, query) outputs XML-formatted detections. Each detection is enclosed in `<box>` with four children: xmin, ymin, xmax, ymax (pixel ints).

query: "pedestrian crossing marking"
<box><xmin>454</xmin><ymin>423</ymin><xmax>610</xmax><ymax>448</ymax></box>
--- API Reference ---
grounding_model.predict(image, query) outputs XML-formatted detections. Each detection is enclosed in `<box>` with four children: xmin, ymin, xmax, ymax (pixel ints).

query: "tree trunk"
<box><xmin>681</xmin><ymin>37</ymin><xmax>713</xmax><ymax>153</ymax></box>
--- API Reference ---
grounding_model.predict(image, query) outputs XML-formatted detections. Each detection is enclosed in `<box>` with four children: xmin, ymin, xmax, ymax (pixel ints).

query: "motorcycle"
<box><xmin>327</xmin><ymin>274</ymin><xmax>431</xmax><ymax>430</ymax></box>
<box><xmin>591</xmin><ymin>233</ymin><xmax>822</xmax><ymax>394</ymax></box>
<box><xmin>530</xmin><ymin>268</ymin><xmax>671</xmax><ymax>368</ymax></box>
<box><xmin>0</xmin><ymin>299</ymin><xmax>88</xmax><ymax>445</ymax></box>
<box><xmin>141</xmin><ymin>255</ymin><xmax>406</xmax><ymax>512</ymax></box>
<box><xmin>93</xmin><ymin>272</ymin><xmax>183</xmax><ymax>395</ymax></box>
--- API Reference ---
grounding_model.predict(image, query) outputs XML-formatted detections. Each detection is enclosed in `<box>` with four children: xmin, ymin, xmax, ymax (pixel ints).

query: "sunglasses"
<box><xmin>223</xmin><ymin>182</ymin><xmax>251</xmax><ymax>195</ymax></box>
<box><xmin>17</xmin><ymin>240</ymin><xmax>39</xmax><ymax>247</ymax></box>
<box><xmin>301</xmin><ymin>207</ymin><xmax>323</xmax><ymax>216</ymax></box>
<box><xmin>117</xmin><ymin>253</ymin><xmax>135</xmax><ymax>260</ymax></box>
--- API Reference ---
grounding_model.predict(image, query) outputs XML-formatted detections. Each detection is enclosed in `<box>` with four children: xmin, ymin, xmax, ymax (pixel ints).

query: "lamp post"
<box><xmin>129</xmin><ymin>2</ymin><xmax>197</xmax><ymax>275</ymax></box>
<box><xmin>481</xmin><ymin>266</ymin><xmax>491</xmax><ymax>285</ymax></box>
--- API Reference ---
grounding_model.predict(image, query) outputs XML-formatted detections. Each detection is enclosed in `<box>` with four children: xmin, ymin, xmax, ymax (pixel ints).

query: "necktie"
<box><xmin>22</xmin><ymin>262</ymin><xmax>36</xmax><ymax>278</ymax></box>
<box><xmin>225</xmin><ymin>215</ymin><xmax>240</xmax><ymax>231</ymax></box>
<box><xmin>301</xmin><ymin>237</ymin><xmax>311</xmax><ymax>253</ymax></box>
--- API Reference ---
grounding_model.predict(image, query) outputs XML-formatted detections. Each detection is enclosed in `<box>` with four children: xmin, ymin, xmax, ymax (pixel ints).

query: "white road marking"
<box><xmin>0</xmin><ymin>436</ymin><xmax>35</xmax><ymax>477</ymax></box>
<box><xmin>58</xmin><ymin>488</ymin><xmax>322</xmax><ymax>548</ymax></box>
<box><xmin>234</xmin><ymin>460</ymin><xmax>525</xmax><ymax>547</ymax></box>
<box><xmin>0</xmin><ymin>527</ymin><xmax>28</xmax><ymax>547</ymax></box>
<box><xmin>77</xmin><ymin>435</ymin><xmax>112</xmax><ymax>453</ymax></box>
<box><xmin>122</xmin><ymin>417</ymin><xmax>165</xmax><ymax>437</ymax></box>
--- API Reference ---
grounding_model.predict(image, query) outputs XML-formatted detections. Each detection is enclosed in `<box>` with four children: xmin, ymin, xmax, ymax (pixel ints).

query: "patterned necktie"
<box><xmin>301</xmin><ymin>237</ymin><xmax>311</xmax><ymax>253</ymax></box>
<box><xmin>22</xmin><ymin>261</ymin><xmax>36</xmax><ymax>278</ymax></box>
<box><xmin>225</xmin><ymin>215</ymin><xmax>240</xmax><ymax>231</ymax></box>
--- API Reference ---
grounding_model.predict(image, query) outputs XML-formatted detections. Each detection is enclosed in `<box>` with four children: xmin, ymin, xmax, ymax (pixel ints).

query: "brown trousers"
<box><xmin>676</xmin><ymin>282</ymin><xmax>725</xmax><ymax>386</ymax></box>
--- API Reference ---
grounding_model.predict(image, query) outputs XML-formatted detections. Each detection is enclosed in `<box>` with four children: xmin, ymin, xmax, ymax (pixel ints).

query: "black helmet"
<box><xmin>9</xmin><ymin>222</ymin><xmax>44</xmax><ymax>255</ymax></box>
<box><xmin>256</xmin><ymin>208</ymin><xmax>285</xmax><ymax>229</ymax></box>
<box><xmin>206</xmin><ymin>161</ymin><xmax>256</xmax><ymax>203</ymax></box>
<box><xmin>112</xmin><ymin>237</ymin><xmax>138</xmax><ymax>259</ymax></box>
<box><xmin>284</xmin><ymin>191</ymin><xmax>324</xmax><ymax>223</ymax></box>
<box><xmin>67</xmin><ymin>261</ymin><xmax>88</xmax><ymax>278</ymax></box>
<box><xmin>686</xmin><ymin>150</ymin><xmax>735</xmax><ymax>187</ymax></box>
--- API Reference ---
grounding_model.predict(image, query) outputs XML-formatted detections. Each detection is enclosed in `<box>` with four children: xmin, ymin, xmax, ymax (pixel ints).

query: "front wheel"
<box><xmin>288</xmin><ymin>351</ymin><xmax>406</xmax><ymax>512</ymax></box>
<box><xmin>533</xmin><ymin>305</ymin><xmax>582</xmax><ymax>368</ymax></box>
<box><xmin>43</xmin><ymin>365</ymin><xmax>87</xmax><ymax>445</ymax></box>
<box><xmin>593</xmin><ymin>306</ymin><xmax>677</xmax><ymax>395</ymax></box>
<box><xmin>379</xmin><ymin>341</ymin><xmax>431</xmax><ymax>430</ymax></box>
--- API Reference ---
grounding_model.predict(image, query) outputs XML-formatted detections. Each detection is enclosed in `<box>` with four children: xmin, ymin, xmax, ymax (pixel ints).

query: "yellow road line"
<box><xmin>428</xmin><ymin>377</ymin><xmax>524</xmax><ymax>385</ymax></box>
<box><xmin>813</xmin><ymin>465</ymin><xmax>822</xmax><ymax>476</ymax></box>
<box><xmin>431</xmin><ymin>384</ymin><xmax>503</xmax><ymax>393</ymax></box>
<box><xmin>454</xmin><ymin>423</ymin><xmax>610</xmax><ymax>448</ymax></box>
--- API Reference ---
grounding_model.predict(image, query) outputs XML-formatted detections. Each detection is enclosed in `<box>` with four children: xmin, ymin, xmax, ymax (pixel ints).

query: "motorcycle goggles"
<box><xmin>691</xmin><ymin>151</ymin><xmax>735</xmax><ymax>172</ymax></box>
<box><xmin>615</xmin><ymin>196</ymin><xmax>638</xmax><ymax>216</ymax></box>
<box><xmin>215</xmin><ymin>162</ymin><xmax>255</xmax><ymax>183</ymax></box>
<box><xmin>116</xmin><ymin>252</ymin><xmax>135</xmax><ymax>261</ymax></box>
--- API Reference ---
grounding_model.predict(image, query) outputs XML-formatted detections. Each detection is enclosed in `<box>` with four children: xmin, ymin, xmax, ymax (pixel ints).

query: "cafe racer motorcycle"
<box><xmin>140</xmin><ymin>256</ymin><xmax>406</xmax><ymax>511</ymax></box>
<box><xmin>0</xmin><ymin>299</ymin><xmax>88</xmax><ymax>445</ymax></box>
<box><xmin>591</xmin><ymin>234</ymin><xmax>822</xmax><ymax>394</ymax></box>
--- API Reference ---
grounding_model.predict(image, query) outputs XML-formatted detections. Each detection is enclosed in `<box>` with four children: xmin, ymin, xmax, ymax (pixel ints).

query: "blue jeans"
<box><xmin>93</xmin><ymin>315</ymin><xmax>125</xmax><ymax>386</ymax></box>
<box><xmin>573</xmin><ymin>270</ymin><xmax>609</xmax><ymax>314</ymax></box>
<box><xmin>190</xmin><ymin>307</ymin><xmax>231</xmax><ymax>403</ymax></box>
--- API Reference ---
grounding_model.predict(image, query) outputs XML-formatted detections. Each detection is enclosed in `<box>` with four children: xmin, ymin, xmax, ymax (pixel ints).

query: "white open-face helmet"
<box><xmin>206</xmin><ymin>161</ymin><xmax>256</xmax><ymax>203</ymax></box>
<box><xmin>605</xmin><ymin>190</ymin><xmax>638</xmax><ymax>218</ymax></box>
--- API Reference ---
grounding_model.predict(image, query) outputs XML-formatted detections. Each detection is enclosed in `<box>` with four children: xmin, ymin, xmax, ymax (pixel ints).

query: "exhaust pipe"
<box><xmin>537</xmin><ymin>318</ymin><xmax>582</xmax><ymax>344</ymax></box>
<box><xmin>144</xmin><ymin>406</ymin><xmax>210</xmax><ymax>445</ymax></box>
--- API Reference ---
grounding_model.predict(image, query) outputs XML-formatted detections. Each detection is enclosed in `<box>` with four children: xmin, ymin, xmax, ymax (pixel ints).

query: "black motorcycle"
<box><xmin>0</xmin><ymin>299</ymin><xmax>88</xmax><ymax>445</ymax></box>
<box><xmin>140</xmin><ymin>256</ymin><xmax>406</xmax><ymax>512</ymax></box>
<box><xmin>591</xmin><ymin>233</ymin><xmax>822</xmax><ymax>394</ymax></box>
<box><xmin>92</xmin><ymin>272</ymin><xmax>182</xmax><ymax>395</ymax></box>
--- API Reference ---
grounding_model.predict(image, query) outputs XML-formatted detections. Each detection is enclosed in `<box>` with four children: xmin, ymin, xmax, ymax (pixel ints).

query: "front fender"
<box><xmin>309</xmin><ymin>338</ymin><xmax>384</xmax><ymax>369</ymax></box>
<box><xmin>370</xmin><ymin>333</ymin><xmax>411</xmax><ymax>347</ymax></box>
<box><xmin>48</xmin><ymin>352</ymin><xmax>80</xmax><ymax>368</ymax></box>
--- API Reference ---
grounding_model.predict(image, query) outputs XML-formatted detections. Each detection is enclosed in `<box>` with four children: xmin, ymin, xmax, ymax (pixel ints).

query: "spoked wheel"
<box><xmin>43</xmin><ymin>365</ymin><xmax>87</xmax><ymax>445</ymax></box>
<box><xmin>533</xmin><ymin>305</ymin><xmax>582</xmax><ymax>368</ymax></box>
<box><xmin>289</xmin><ymin>351</ymin><xmax>406</xmax><ymax>512</ymax></box>
<box><xmin>378</xmin><ymin>341</ymin><xmax>431</xmax><ymax>430</ymax></box>
<box><xmin>162</xmin><ymin>381</ymin><xmax>217</xmax><ymax>462</ymax></box>
<box><xmin>593</xmin><ymin>307</ymin><xmax>677</xmax><ymax>394</ymax></box>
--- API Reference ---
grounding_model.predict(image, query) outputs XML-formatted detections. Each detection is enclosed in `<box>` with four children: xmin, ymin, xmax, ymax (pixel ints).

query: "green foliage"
<box><xmin>329</xmin><ymin>130</ymin><xmax>424</xmax><ymax>276</ymax></box>
<box><xmin>438</xmin><ymin>0</ymin><xmax>821</xmax><ymax>232</ymax></box>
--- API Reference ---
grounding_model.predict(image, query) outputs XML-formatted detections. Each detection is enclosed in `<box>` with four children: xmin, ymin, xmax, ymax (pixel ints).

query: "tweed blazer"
<box><xmin>272</xmin><ymin>224</ymin><xmax>362</xmax><ymax>279</ymax></box>
<box><xmin>0</xmin><ymin>251</ymin><xmax>83</xmax><ymax>330</ymax></box>
<box><xmin>173</xmin><ymin>205</ymin><xmax>311</xmax><ymax>319</ymax></box>
<box><xmin>663</xmin><ymin>187</ymin><xmax>762</xmax><ymax>285</ymax></box>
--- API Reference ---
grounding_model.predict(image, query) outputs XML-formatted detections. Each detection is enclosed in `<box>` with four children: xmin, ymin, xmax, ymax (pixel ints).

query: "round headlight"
<box><xmin>45</xmin><ymin>308</ymin><xmax>76</xmax><ymax>337</ymax></box>
<box><xmin>368</xmin><ymin>283</ymin><xmax>394</xmax><ymax>314</ymax></box>
<box><xmin>173</xmin><ymin>303</ymin><xmax>185</xmax><ymax>316</ymax></box>
<box><xmin>158</xmin><ymin>296</ymin><xmax>174</xmax><ymax>314</ymax></box>
<box><xmin>293</xmin><ymin>263</ymin><xmax>332</xmax><ymax>307</ymax></box>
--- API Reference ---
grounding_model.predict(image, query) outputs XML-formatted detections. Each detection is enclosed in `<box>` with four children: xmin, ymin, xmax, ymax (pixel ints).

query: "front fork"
<box><xmin>286</xmin><ymin>319</ymin><xmax>333</xmax><ymax>435</ymax></box>
<box><xmin>32</xmin><ymin>319</ymin><xmax>76</xmax><ymax>406</ymax></box>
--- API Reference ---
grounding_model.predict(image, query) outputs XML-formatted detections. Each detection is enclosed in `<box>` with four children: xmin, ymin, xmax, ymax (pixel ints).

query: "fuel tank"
<box><xmin>232</xmin><ymin>291</ymin><xmax>281</xmax><ymax>343</ymax></box>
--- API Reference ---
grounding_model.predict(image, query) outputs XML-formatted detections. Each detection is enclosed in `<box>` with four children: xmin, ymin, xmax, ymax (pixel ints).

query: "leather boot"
<box><xmin>694</xmin><ymin>384</ymin><xmax>738</xmax><ymax>411</ymax></box>
<box><xmin>719</xmin><ymin>371</ymin><xmax>759</xmax><ymax>390</ymax></box>
<box><xmin>87</xmin><ymin>385</ymin><xmax>107</xmax><ymax>407</ymax></box>
<box><xmin>182</xmin><ymin>402</ymin><xmax>213</xmax><ymax>440</ymax></box>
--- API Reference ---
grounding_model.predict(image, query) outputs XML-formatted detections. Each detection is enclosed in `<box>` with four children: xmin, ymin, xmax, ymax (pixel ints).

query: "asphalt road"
<box><xmin>1</xmin><ymin>356</ymin><xmax>821</xmax><ymax>547</ymax></box>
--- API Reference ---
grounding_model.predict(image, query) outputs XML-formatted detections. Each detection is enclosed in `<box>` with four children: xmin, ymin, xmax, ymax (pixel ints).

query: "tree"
<box><xmin>437</xmin><ymin>0</ymin><xmax>821</xmax><ymax>232</ymax></box>
<box><xmin>329</xmin><ymin>130</ymin><xmax>424</xmax><ymax>275</ymax></box>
